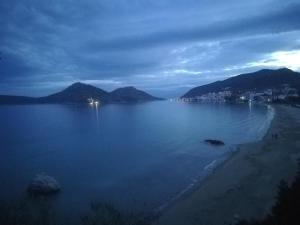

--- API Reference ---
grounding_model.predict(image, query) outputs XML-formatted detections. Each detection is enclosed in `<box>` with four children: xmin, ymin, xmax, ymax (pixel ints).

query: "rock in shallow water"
<box><xmin>204</xmin><ymin>139</ymin><xmax>225</xmax><ymax>146</ymax></box>
<box><xmin>27</xmin><ymin>174</ymin><xmax>61</xmax><ymax>196</ymax></box>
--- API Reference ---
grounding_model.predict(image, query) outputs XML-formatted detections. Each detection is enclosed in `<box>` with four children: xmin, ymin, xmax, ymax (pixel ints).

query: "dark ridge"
<box><xmin>110</xmin><ymin>86</ymin><xmax>163</xmax><ymax>103</ymax></box>
<box><xmin>39</xmin><ymin>82</ymin><xmax>110</xmax><ymax>103</ymax></box>
<box><xmin>182</xmin><ymin>68</ymin><xmax>300</xmax><ymax>98</ymax></box>
<box><xmin>0</xmin><ymin>83</ymin><xmax>163</xmax><ymax>104</ymax></box>
<box><xmin>0</xmin><ymin>95</ymin><xmax>37</xmax><ymax>104</ymax></box>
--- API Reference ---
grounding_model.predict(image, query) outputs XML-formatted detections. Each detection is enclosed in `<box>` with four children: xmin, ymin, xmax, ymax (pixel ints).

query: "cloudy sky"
<box><xmin>1</xmin><ymin>0</ymin><xmax>300</xmax><ymax>97</ymax></box>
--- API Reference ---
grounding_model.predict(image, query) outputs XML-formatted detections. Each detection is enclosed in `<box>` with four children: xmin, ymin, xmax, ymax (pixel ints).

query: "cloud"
<box><xmin>0</xmin><ymin>51</ymin><xmax>39</xmax><ymax>81</ymax></box>
<box><xmin>85</xmin><ymin>3</ymin><xmax>300</xmax><ymax>51</ymax></box>
<box><xmin>248</xmin><ymin>50</ymin><xmax>300</xmax><ymax>71</ymax></box>
<box><xmin>0</xmin><ymin>0</ymin><xmax>300</xmax><ymax>97</ymax></box>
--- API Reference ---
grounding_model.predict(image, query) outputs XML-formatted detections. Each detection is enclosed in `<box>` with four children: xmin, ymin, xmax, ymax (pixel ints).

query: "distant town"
<box><xmin>177</xmin><ymin>84</ymin><xmax>299</xmax><ymax>104</ymax></box>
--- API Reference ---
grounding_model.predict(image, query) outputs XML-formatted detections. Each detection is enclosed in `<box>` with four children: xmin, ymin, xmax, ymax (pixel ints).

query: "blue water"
<box><xmin>0</xmin><ymin>101</ymin><xmax>273</xmax><ymax>219</ymax></box>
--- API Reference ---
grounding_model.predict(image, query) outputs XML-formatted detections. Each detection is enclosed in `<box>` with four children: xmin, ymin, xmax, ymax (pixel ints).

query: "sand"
<box><xmin>156</xmin><ymin>105</ymin><xmax>300</xmax><ymax>225</ymax></box>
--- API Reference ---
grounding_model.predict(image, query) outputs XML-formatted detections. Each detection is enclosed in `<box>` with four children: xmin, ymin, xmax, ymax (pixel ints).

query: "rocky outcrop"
<box><xmin>27</xmin><ymin>174</ymin><xmax>61</xmax><ymax>195</ymax></box>
<box><xmin>204</xmin><ymin>139</ymin><xmax>225</xmax><ymax>146</ymax></box>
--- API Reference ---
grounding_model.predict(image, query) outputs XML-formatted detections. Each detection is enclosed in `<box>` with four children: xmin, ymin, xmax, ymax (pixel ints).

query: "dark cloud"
<box><xmin>86</xmin><ymin>3</ymin><xmax>300</xmax><ymax>51</ymax></box>
<box><xmin>0</xmin><ymin>51</ymin><xmax>39</xmax><ymax>81</ymax></box>
<box><xmin>0</xmin><ymin>0</ymin><xmax>300</xmax><ymax>97</ymax></box>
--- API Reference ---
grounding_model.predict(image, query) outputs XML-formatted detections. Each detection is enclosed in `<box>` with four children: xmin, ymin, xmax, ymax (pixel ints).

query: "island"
<box><xmin>0</xmin><ymin>82</ymin><xmax>163</xmax><ymax>105</ymax></box>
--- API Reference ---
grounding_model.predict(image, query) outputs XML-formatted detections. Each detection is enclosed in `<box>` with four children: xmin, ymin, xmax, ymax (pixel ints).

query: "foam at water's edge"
<box><xmin>204</xmin><ymin>159</ymin><xmax>217</xmax><ymax>171</ymax></box>
<box><xmin>258</xmin><ymin>105</ymin><xmax>275</xmax><ymax>140</ymax></box>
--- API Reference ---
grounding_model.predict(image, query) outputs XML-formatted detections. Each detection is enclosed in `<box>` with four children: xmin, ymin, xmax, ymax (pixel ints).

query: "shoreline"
<box><xmin>156</xmin><ymin>105</ymin><xmax>300</xmax><ymax>225</ymax></box>
<box><xmin>154</xmin><ymin>104</ymin><xmax>274</xmax><ymax>214</ymax></box>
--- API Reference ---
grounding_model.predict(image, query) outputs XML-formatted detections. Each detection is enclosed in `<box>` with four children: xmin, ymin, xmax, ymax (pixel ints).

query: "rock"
<box><xmin>204</xmin><ymin>139</ymin><xmax>225</xmax><ymax>146</ymax></box>
<box><xmin>234</xmin><ymin>213</ymin><xmax>241</xmax><ymax>220</ymax></box>
<box><xmin>27</xmin><ymin>174</ymin><xmax>61</xmax><ymax>196</ymax></box>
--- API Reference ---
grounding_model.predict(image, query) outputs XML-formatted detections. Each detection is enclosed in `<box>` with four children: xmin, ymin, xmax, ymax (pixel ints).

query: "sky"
<box><xmin>1</xmin><ymin>0</ymin><xmax>300</xmax><ymax>97</ymax></box>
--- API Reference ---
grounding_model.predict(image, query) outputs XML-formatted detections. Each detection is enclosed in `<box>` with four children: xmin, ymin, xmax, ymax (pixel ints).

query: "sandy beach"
<box><xmin>157</xmin><ymin>105</ymin><xmax>300</xmax><ymax>225</ymax></box>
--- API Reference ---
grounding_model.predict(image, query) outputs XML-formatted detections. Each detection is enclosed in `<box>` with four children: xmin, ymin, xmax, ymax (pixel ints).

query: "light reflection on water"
<box><xmin>0</xmin><ymin>101</ymin><xmax>272</xmax><ymax>219</ymax></box>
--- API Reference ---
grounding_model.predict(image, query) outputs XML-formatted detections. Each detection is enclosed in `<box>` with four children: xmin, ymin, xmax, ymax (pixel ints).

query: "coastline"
<box><xmin>156</xmin><ymin>105</ymin><xmax>300</xmax><ymax>225</ymax></box>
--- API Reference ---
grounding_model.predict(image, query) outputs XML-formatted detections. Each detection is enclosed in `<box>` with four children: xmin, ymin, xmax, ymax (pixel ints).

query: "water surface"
<box><xmin>0</xmin><ymin>101</ymin><xmax>273</xmax><ymax>219</ymax></box>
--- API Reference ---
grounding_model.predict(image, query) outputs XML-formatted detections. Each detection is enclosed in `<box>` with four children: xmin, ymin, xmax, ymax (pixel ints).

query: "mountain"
<box><xmin>0</xmin><ymin>95</ymin><xmax>36</xmax><ymax>104</ymax></box>
<box><xmin>0</xmin><ymin>82</ymin><xmax>163</xmax><ymax>104</ymax></box>
<box><xmin>110</xmin><ymin>86</ymin><xmax>162</xmax><ymax>103</ymax></box>
<box><xmin>182</xmin><ymin>68</ymin><xmax>300</xmax><ymax>98</ymax></box>
<box><xmin>39</xmin><ymin>82</ymin><xmax>111</xmax><ymax>103</ymax></box>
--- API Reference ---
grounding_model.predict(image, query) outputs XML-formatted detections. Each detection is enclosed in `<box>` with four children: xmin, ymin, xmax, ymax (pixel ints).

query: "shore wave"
<box><xmin>204</xmin><ymin>159</ymin><xmax>217</xmax><ymax>171</ymax></box>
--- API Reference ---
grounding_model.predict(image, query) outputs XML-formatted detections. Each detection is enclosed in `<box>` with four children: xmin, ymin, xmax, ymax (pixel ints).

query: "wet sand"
<box><xmin>157</xmin><ymin>105</ymin><xmax>300</xmax><ymax>225</ymax></box>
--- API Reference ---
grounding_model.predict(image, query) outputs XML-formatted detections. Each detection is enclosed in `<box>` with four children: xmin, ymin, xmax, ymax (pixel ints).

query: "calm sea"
<box><xmin>0</xmin><ymin>101</ymin><xmax>273</xmax><ymax>220</ymax></box>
